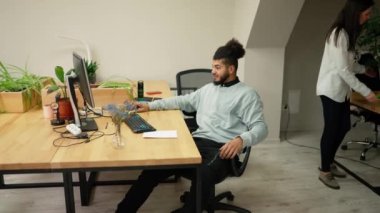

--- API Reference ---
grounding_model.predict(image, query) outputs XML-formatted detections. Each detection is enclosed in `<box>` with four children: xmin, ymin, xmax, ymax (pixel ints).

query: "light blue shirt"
<box><xmin>148</xmin><ymin>82</ymin><xmax>268</xmax><ymax>147</ymax></box>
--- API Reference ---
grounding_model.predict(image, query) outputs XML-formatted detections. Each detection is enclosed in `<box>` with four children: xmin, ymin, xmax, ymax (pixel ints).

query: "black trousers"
<box><xmin>320</xmin><ymin>95</ymin><xmax>351</xmax><ymax>172</ymax></box>
<box><xmin>115</xmin><ymin>137</ymin><xmax>231</xmax><ymax>213</ymax></box>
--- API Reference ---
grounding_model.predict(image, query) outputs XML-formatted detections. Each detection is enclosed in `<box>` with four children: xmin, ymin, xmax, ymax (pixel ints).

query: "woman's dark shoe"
<box><xmin>319</xmin><ymin>171</ymin><xmax>340</xmax><ymax>190</ymax></box>
<box><xmin>330</xmin><ymin>163</ymin><xmax>347</xmax><ymax>178</ymax></box>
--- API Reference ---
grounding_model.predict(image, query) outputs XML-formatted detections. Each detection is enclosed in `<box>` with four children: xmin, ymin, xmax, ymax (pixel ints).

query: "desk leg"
<box><xmin>63</xmin><ymin>172</ymin><xmax>75</xmax><ymax>213</ymax></box>
<box><xmin>194</xmin><ymin>165</ymin><xmax>202</xmax><ymax>213</ymax></box>
<box><xmin>0</xmin><ymin>174</ymin><xmax>4</xmax><ymax>187</ymax></box>
<box><xmin>78</xmin><ymin>171</ymin><xmax>89</xmax><ymax>206</ymax></box>
<box><xmin>79</xmin><ymin>171</ymin><xmax>99</xmax><ymax>206</ymax></box>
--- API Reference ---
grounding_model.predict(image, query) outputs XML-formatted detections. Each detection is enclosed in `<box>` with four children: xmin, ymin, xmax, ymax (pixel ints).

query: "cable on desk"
<box><xmin>52</xmin><ymin>125</ymin><xmax>67</xmax><ymax>133</ymax></box>
<box><xmin>52</xmin><ymin>131</ymin><xmax>106</xmax><ymax>147</ymax></box>
<box><xmin>86</xmin><ymin>106</ymin><xmax>115</xmax><ymax>118</ymax></box>
<box><xmin>87</xmin><ymin>106</ymin><xmax>112</xmax><ymax>118</ymax></box>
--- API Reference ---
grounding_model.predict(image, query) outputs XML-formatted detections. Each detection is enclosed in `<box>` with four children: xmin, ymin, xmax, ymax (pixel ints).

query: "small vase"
<box><xmin>112</xmin><ymin>123</ymin><xmax>125</xmax><ymax>149</ymax></box>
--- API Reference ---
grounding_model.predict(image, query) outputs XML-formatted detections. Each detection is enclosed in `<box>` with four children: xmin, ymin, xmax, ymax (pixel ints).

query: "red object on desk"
<box><xmin>146</xmin><ymin>91</ymin><xmax>162</xmax><ymax>95</ymax></box>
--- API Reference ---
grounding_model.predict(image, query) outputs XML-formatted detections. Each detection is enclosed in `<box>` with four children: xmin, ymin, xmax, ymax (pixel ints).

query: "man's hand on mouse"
<box><xmin>134</xmin><ymin>102</ymin><xmax>149</xmax><ymax>112</ymax></box>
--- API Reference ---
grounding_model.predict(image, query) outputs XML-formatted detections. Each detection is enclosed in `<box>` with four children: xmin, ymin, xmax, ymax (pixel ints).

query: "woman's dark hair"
<box><xmin>213</xmin><ymin>38</ymin><xmax>245</xmax><ymax>70</ymax></box>
<box><xmin>326</xmin><ymin>0</ymin><xmax>374</xmax><ymax>51</ymax></box>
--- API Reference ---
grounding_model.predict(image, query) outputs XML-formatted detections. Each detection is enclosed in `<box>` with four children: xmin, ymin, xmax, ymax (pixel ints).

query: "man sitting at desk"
<box><xmin>115</xmin><ymin>38</ymin><xmax>268</xmax><ymax>213</ymax></box>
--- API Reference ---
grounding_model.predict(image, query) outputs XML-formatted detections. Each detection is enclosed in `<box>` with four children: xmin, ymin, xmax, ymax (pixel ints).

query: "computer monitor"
<box><xmin>66</xmin><ymin>52</ymin><xmax>98</xmax><ymax>131</ymax></box>
<box><xmin>73</xmin><ymin>52</ymin><xmax>95</xmax><ymax>108</ymax></box>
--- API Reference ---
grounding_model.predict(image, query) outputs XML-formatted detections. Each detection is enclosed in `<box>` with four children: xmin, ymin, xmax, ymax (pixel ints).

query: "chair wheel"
<box><xmin>360</xmin><ymin>155</ymin><xmax>366</xmax><ymax>161</ymax></box>
<box><xmin>180</xmin><ymin>191</ymin><xmax>189</xmax><ymax>202</ymax></box>
<box><xmin>341</xmin><ymin>145</ymin><xmax>348</xmax><ymax>150</ymax></box>
<box><xmin>226</xmin><ymin>193</ymin><xmax>234</xmax><ymax>201</ymax></box>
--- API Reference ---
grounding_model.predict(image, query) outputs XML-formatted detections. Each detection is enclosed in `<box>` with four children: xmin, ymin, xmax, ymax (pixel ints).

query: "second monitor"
<box><xmin>67</xmin><ymin>52</ymin><xmax>98</xmax><ymax>131</ymax></box>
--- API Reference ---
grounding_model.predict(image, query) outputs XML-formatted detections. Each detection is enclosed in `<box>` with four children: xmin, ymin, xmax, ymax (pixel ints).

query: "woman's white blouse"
<box><xmin>316</xmin><ymin>28</ymin><xmax>371</xmax><ymax>102</ymax></box>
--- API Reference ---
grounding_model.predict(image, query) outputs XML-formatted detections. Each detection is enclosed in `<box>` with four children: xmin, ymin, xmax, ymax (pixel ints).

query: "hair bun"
<box><xmin>225</xmin><ymin>38</ymin><xmax>245</xmax><ymax>59</ymax></box>
<box><xmin>213</xmin><ymin>38</ymin><xmax>245</xmax><ymax>61</ymax></box>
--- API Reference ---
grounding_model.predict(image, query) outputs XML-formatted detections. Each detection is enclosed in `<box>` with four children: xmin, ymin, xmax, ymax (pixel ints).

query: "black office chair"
<box><xmin>176</xmin><ymin>69</ymin><xmax>212</xmax><ymax>132</ymax></box>
<box><xmin>341</xmin><ymin>109</ymin><xmax>380</xmax><ymax>160</ymax></box>
<box><xmin>173</xmin><ymin>147</ymin><xmax>252</xmax><ymax>213</ymax></box>
<box><xmin>341</xmin><ymin>71</ymin><xmax>380</xmax><ymax>160</ymax></box>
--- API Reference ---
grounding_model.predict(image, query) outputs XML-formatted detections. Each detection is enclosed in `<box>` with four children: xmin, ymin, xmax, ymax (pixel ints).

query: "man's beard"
<box><xmin>213</xmin><ymin>73</ymin><xmax>229</xmax><ymax>85</ymax></box>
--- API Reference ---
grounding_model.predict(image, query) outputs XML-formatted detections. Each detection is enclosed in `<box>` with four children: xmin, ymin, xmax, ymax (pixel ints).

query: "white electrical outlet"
<box><xmin>288</xmin><ymin>90</ymin><xmax>300</xmax><ymax>114</ymax></box>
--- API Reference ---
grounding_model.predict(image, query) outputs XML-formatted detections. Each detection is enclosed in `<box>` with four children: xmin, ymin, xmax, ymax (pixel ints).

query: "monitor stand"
<box><xmin>80</xmin><ymin>117</ymin><xmax>98</xmax><ymax>131</ymax></box>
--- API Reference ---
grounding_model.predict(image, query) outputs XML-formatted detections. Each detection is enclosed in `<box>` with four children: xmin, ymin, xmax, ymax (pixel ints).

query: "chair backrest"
<box><xmin>176</xmin><ymin>69</ymin><xmax>212</xmax><ymax>118</ymax></box>
<box><xmin>356</xmin><ymin>73</ymin><xmax>380</xmax><ymax>91</ymax></box>
<box><xmin>176</xmin><ymin>69</ymin><xmax>212</xmax><ymax>96</ymax></box>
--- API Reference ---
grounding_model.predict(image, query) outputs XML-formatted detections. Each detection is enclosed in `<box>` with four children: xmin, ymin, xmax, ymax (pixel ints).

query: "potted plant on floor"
<box><xmin>47</xmin><ymin>66</ymin><xmax>75</xmax><ymax>120</ymax></box>
<box><xmin>0</xmin><ymin>61</ymin><xmax>49</xmax><ymax>112</ymax></box>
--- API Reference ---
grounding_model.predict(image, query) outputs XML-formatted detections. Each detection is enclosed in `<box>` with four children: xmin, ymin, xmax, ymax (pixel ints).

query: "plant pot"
<box><xmin>58</xmin><ymin>98</ymin><xmax>74</xmax><ymax>120</ymax></box>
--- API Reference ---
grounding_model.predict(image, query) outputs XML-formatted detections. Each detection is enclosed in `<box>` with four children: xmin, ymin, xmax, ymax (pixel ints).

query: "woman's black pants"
<box><xmin>320</xmin><ymin>95</ymin><xmax>351</xmax><ymax>172</ymax></box>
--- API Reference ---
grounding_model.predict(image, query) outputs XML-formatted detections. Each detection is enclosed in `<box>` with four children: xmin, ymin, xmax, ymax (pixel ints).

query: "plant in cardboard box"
<box><xmin>47</xmin><ymin>66</ymin><xmax>75</xmax><ymax>120</ymax></box>
<box><xmin>0</xmin><ymin>61</ymin><xmax>48</xmax><ymax>112</ymax></box>
<box><xmin>84</xmin><ymin>59</ymin><xmax>98</xmax><ymax>84</ymax></box>
<box><xmin>97</xmin><ymin>79</ymin><xmax>134</xmax><ymax>101</ymax></box>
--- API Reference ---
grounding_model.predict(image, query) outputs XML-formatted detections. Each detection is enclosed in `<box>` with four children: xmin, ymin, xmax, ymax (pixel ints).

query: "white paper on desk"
<box><xmin>143</xmin><ymin>130</ymin><xmax>177</xmax><ymax>138</ymax></box>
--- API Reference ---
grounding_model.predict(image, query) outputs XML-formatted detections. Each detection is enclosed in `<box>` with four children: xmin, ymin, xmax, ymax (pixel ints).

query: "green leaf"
<box><xmin>55</xmin><ymin>66</ymin><xmax>65</xmax><ymax>83</ymax></box>
<box><xmin>47</xmin><ymin>85</ymin><xmax>60</xmax><ymax>94</ymax></box>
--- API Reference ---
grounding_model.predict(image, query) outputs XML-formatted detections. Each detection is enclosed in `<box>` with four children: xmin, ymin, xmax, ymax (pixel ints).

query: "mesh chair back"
<box><xmin>176</xmin><ymin>69</ymin><xmax>212</xmax><ymax>95</ymax></box>
<box><xmin>175</xmin><ymin>69</ymin><xmax>212</xmax><ymax>131</ymax></box>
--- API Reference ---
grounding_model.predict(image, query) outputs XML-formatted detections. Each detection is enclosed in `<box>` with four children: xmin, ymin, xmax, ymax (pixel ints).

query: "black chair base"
<box><xmin>341</xmin><ymin>139</ymin><xmax>379</xmax><ymax>161</ymax></box>
<box><xmin>212</xmin><ymin>191</ymin><xmax>251</xmax><ymax>213</ymax></box>
<box><xmin>173</xmin><ymin>191</ymin><xmax>251</xmax><ymax>213</ymax></box>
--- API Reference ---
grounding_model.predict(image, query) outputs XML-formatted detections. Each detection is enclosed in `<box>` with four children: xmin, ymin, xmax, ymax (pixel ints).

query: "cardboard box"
<box><xmin>41</xmin><ymin>86</ymin><xmax>133</xmax><ymax>108</ymax></box>
<box><xmin>0</xmin><ymin>89</ymin><xmax>40</xmax><ymax>113</ymax></box>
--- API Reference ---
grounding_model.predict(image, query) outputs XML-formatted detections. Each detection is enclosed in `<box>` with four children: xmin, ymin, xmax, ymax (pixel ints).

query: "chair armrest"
<box><xmin>230</xmin><ymin>147</ymin><xmax>251</xmax><ymax>177</ymax></box>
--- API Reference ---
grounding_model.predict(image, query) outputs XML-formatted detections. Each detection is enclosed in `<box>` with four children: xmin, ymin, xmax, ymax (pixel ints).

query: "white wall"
<box><xmin>245</xmin><ymin>48</ymin><xmax>285</xmax><ymax>141</ymax></box>
<box><xmin>0</xmin><ymin>0</ymin><xmax>234</xmax><ymax>87</ymax></box>
<box><xmin>232</xmin><ymin>0</ymin><xmax>260</xmax><ymax>82</ymax></box>
<box><xmin>244</xmin><ymin>0</ymin><xmax>304</xmax><ymax>141</ymax></box>
<box><xmin>233</xmin><ymin>0</ymin><xmax>260</xmax><ymax>46</ymax></box>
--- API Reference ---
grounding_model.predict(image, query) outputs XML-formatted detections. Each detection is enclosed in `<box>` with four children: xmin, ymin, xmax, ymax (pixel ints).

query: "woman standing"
<box><xmin>316</xmin><ymin>0</ymin><xmax>377</xmax><ymax>189</ymax></box>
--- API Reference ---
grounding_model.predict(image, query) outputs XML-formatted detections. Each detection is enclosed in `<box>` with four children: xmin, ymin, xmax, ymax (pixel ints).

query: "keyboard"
<box><xmin>124</xmin><ymin>113</ymin><xmax>156</xmax><ymax>133</ymax></box>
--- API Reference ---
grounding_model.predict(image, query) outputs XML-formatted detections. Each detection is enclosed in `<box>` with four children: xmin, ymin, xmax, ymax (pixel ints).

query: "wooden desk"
<box><xmin>351</xmin><ymin>91</ymin><xmax>380</xmax><ymax>113</ymax></box>
<box><xmin>0</xmin><ymin>109</ymin><xmax>58</xmax><ymax>171</ymax></box>
<box><xmin>0</xmin><ymin>80</ymin><xmax>202</xmax><ymax>213</ymax></box>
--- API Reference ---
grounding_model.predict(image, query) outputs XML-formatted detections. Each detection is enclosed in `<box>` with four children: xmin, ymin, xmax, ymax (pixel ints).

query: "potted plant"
<box><xmin>0</xmin><ymin>61</ymin><xmax>48</xmax><ymax>112</ymax></box>
<box><xmin>47</xmin><ymin>66</ymin><xmax>75</xmax><ymax>120</ymax></box>
<box><xmin>84</xmin><ymin>59</ymin><xmax>98</xmax><ymax>84</ymax></box>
